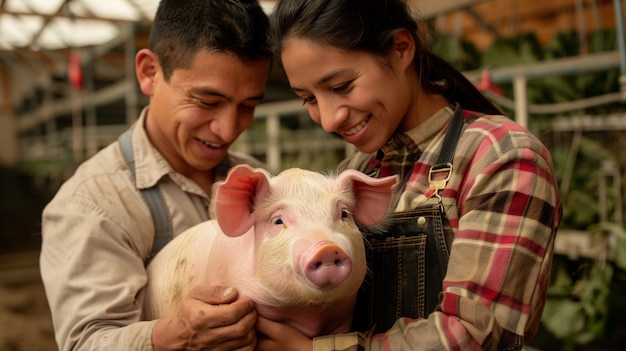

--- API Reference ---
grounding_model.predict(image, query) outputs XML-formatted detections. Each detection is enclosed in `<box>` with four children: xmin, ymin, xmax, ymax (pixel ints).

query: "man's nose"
<box><xmin>210</xmin><ymin>108</ymin><xmax>241</xmax><ymax>143</ymax></box>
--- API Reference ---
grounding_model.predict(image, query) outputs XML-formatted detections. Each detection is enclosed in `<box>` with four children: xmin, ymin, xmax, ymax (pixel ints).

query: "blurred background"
<box><xmin>0</xmin><ymin>0</ymin><xmax>625</xmax><ymax>350</ymax></box>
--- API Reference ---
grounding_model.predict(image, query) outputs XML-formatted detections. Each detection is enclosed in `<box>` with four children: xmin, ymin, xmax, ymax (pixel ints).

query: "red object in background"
<box><xmin>68</xmin><ymin>51</ymin><xmax>83</xmax><ymax>90</ymax></box>
<box><xmin>475</xmin><ymin>69</ymin><xmax>504</xmax><ymax>96</ymax></box>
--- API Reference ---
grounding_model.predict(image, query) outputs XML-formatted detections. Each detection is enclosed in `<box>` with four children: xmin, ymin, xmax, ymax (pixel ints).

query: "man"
<box><xmin>39</xmin><ymin>1</ymin><xmax>272</xmax><ymax>350</ymax></box>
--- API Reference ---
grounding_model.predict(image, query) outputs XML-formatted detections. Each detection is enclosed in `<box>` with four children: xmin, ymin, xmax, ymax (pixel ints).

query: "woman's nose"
<box><xmin>317</xmin><ymin>101</ymin><xmax>348</xmax><ymax>134</ymax></box>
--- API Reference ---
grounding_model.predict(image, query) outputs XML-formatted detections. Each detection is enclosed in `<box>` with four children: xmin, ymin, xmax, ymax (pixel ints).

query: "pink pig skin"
<box><xmin>142</xmin><ymin>165</ymin><xmax>396</xmax><ymax>338</ymax></box>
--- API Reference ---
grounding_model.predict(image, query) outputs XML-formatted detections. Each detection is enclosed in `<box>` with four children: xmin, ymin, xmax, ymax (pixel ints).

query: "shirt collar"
<box><xmin>402</xmin><ymin>105</ymin><xmax>455</xmax><ymax>148</ymax></box>
<box><xmin>131</xmin><ymin>107</ymin><xmax>172</xmax><ymax>190</ymax></box>
<box><xmin>374</xmin><ymin>105</ymin><xmax>454</xmax><ymax>159</ymax></box>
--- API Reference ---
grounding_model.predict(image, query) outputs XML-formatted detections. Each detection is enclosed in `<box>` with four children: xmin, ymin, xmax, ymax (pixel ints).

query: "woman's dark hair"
<box><xmin>270</xmin><ymin>0</ymin><xmax>500</xmax><ymax>115</ymax></box>
<box><xmin>149</xmin><ymin>0</ymin><xmax>272</xmax><ymax>81</ymax></box>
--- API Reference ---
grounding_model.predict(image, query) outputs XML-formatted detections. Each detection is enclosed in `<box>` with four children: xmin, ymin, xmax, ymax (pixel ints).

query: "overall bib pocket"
<box><xmin>353</xmin><ymin>205</ymin><xmax>450</xmax><ymax>333</ymax></box>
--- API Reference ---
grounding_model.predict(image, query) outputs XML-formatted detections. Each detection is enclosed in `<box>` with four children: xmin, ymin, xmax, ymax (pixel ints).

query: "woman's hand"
<box><xmin>256</xmin><ymin>316</ymin><xmax>313</xmax><ymax>351</ymax></box>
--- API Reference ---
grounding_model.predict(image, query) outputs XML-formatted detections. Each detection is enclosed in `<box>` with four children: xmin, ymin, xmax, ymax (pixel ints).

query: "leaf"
<box><xmin>547</xmin><ymin>261</ymin><xmax>574</xmax><ymax>296</ymax></box>
<box><xmin>542</xmin><ymin>258</ymin><xmax>614</xmax><ymax>345</ymax></box>
<box><xmin>542</xmin><ymin>298</ymin><xmax>585</xmax><ymax>339</ymax></box>
<box><xmin>588</xmin><ymin>222</ymin><xmax>626</xmax><ymax>270</ymax></box>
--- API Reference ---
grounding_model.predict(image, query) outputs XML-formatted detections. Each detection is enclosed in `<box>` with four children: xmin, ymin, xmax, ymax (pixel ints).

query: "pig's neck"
<box><xmin>255</xmin><ymin>297</ymin><xmax>356</xmax><ymax>338</ymax></box>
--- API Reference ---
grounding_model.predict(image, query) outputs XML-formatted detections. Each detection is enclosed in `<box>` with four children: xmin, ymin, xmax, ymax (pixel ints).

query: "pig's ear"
<box><xmin>337</xmin><ymin>170</ymin><xmax>397</xmax><ymax>226</ymax></box>
<box><xmin>215</xmin><ymin>165</ymin><xmax>271</xmax><ymax>237</ymax></box>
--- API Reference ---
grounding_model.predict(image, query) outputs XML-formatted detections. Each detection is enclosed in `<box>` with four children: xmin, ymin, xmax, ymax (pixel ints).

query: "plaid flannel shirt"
<box><xmin>315</xmin><ymin>106</ymin><xmax>562</xmax><ymax>351</ymax></box>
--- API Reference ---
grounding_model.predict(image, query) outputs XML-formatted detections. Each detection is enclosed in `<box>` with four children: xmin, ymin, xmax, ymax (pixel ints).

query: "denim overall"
<box><xmin>352</xmin><ymin>104</ymin><xmax>464</xmax><ymax>333</ymax></box>
<box><xmin>353</xmin><ymin>202</ymin><xmax>453</xmax><ymax>333</ymax></box>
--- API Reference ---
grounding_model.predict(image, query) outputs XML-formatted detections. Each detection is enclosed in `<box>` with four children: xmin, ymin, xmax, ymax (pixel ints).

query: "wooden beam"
<box><xmin>0</xmin><ymin>10</ymin><xmax>149</xmax><ymax>24</ymax></box>
<box><xmin>26</xmin><ymin>0</ymin><xmax>72</xmax><ymax>47</ymax></box>
<box><xmin>0</xmin><ymin>56</ymin><xmax>18</xmax><ymax>166</ymax></box>
<box><xmin>125</xmin><ymin>0</ymin><xmax>150</xmax><ymax>22</ymax></box>
<box><xmin>0</xmin><ymin>60</ymin><xmax>11</xmax><ymax>110</ymax></box>
<box><xmin>412</xmin><ymin>0</ymin><xmax>490</xmax><ymax>18</ymax></box>
<box><xmin>554</xmin><ymin>229</ymin><xmax>616</xmax><ymax>261</ymax></box>
<box><xmin>440</xmin><ymin>0</ymin><xmax>617</xmax><ymax>49</ymax></box>
<box><xmin>17</xmin><ymin>79</ymin><xmax>133</xmax><ymax>131</ymax></box>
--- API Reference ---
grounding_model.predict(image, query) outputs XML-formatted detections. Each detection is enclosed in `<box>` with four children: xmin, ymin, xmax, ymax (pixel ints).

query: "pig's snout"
<box><xmin>304</xmin><ymin>244</ymin><xmax>352</xmax><ymax>288</ymax></box>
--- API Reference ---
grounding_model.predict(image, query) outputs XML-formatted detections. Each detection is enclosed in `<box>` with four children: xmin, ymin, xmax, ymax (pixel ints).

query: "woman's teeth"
<box><xmin>201</xmin><ymin>140</ymin><xmax>221</xmax><ymax>148</ymax></box>
<box><xmin>342</xmin><ymin>118</ymin><xmax>369</xmax><ymax>136</ymax></box>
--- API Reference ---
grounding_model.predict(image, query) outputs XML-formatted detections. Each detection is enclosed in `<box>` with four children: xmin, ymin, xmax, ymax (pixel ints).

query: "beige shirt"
<box><xmin>40</xmin><ymin>107</ymin><xmax>265</xmax><ymax>351</ymax></box>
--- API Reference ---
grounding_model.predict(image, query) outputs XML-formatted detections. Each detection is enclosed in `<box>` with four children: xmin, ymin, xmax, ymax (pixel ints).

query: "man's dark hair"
<box><xmin>149</xmin><ymin>0</ymin><xmax>271</xmax><ymax>81</ymax></box>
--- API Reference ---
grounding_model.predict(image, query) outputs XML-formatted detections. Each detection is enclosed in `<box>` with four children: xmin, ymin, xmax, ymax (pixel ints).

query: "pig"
<box><xmin>142</xmin><ymin>164</ymin><xmax>396</xmax><ymax>338</ymax></box>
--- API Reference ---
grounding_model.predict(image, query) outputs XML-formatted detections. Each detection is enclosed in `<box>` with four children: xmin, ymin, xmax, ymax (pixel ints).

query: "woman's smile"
<box><xmin>340</xmin><ymin>117</ymin><xmax>370</xmax><ymax>137</ymax></box>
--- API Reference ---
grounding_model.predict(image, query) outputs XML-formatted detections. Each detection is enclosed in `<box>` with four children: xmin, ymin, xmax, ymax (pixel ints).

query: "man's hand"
<box><xmin>152</xmin><ymin>286</ymin><xmax>257</xmax><ymax>351</ymax></box>
<box><xmin>256</xmin><ymin>316</ymin><xmax>313</xmax><ymax>351</ymax></box>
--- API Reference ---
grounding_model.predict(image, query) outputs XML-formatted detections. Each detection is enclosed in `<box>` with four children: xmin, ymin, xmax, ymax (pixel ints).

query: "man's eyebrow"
<box><xmin>189</xmin><ymin>87</ymin><xmax>265</xmax><ymax>102</ymax></box>
<box><xmin>291</xmin><ymin>68</ymin><xmax>351</xmax><ymax>93</ymax></box>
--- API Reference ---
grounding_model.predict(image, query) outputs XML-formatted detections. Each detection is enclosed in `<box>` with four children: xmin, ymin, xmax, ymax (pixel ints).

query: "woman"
<box><xmin>257</xmin><ymin>0</ymin><xmax>562</xmax><ymax>350</ymax></box>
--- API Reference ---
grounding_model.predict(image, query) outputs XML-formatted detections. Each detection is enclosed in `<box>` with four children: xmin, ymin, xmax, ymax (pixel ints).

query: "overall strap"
<box><xmin>428</xmin><ymin>103</ymin><xmax>465</xmax><ymax>200</ymax></box>
<box><xmin>436</xmin><ymin>103</ymin><xmax>465</xmax><ymax>166</ymax></box>
<box><xmin>119</xmin><ymin>128</ymin><xmax>172</xmax><ymax>265</ymax></box>
<box><xmin>428</xmin><ymin>103</ymin><xmax>466</xmax><ymax>253</ymax></box>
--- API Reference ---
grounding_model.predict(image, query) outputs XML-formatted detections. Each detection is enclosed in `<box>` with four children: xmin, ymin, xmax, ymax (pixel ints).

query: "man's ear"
<box><xmin>135</xmin><ymin>48</ymin><xmax>159</xmax><ymax>96</ymax></box>
<box><xmin>391</xmin><ymin>30</ymin><xmax>416</xmax><ymax>72</ymax></box>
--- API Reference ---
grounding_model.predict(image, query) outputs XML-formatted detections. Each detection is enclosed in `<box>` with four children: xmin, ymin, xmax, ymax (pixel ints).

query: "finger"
<box><xmin>188</xmin><ymin>285</ymin><xmax>239</xmax><ymax>304</ymax></box>
<box><xmin>255</xmin><ymin>316</ymin><xmax>312</xmax><ymax>351</ymax></box>
<box><xmin>197</xmin><ymin>330</ymin><xmax>256</xmax><ymax>351</ymax></box>
<box><xmin>229</xmin><ymin>344</ymin><xmax>256</xmax><ymax>351</ymax></box>
<box><xmin>255</xmin><ymin>316</ymin><xmax>282</xmax><ymax>336</ymax></box>
<box><xmin>256</xmin><ymin>339</ymin><xmax>279</xmax><ymax>351</ymax></box>
<box><xmin>178</xmin><ymin>298</ymin><xmax>254</xmax><ymax>332</ymax></box>
<box><xmin>184</xmin><ymin>285</ymin><xmax>255</xmax><ymax>328</ymax></box>
<box><xmin>152</xmin><ymin>312</ymin><xmax>256</xmax><ymax>351</ymax></box>
<box><xmin>195</xmin><ymin>309</ymin><xmax>258</xmax><ymax>350</ymax></box>
<box><xmin>255</xmin><ymin>316</ymin><xmax>284</xmax><ymax>351</ymax></box>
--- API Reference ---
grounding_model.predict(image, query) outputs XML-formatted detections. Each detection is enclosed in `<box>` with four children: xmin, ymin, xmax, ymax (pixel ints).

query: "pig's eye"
<box><xmin>272</xmin><ymin>218</ymin><xmax>284</xmax><ymax>225</ymax></box>
<box><xmin>341</xmin><ymin>209</ymin><xmax>351</xmax><ymax>220</ymax></box>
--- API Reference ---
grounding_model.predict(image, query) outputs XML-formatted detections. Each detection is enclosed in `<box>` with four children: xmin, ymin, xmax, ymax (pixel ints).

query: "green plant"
<box><xmin>541</xmin><ymin>222</ymin><xmax>626</xmax><ymax>350</ymax></box>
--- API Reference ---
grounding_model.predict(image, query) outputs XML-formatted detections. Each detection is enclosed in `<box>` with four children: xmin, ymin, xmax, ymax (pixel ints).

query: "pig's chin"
<box><xmin>254</xmin><ymin>295</ymin><xmax>357</xmax><ymax>338</ymax></box>
<box><xmin>249</xmin><ymin>275</ymin><xmax>362</xmax><ymax>309</ymax></box>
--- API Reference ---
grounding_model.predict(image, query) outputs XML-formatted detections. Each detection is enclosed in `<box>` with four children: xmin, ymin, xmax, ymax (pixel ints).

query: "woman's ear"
<box><xmin>391</xmin><ymin>30</ymin><xmax>416</xmax><ymax>72</ymax></box>
<box><xmin>135</xmin><ymin>48</ymin><xmax>159</xmax><ymax>96</ymax></box>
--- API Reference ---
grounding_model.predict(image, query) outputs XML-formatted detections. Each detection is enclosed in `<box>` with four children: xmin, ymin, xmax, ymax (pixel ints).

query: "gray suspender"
<box><xmin>118</xmin><ymin>128</ymin><xmax>172</xmax><ymax>264</ymax></box>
